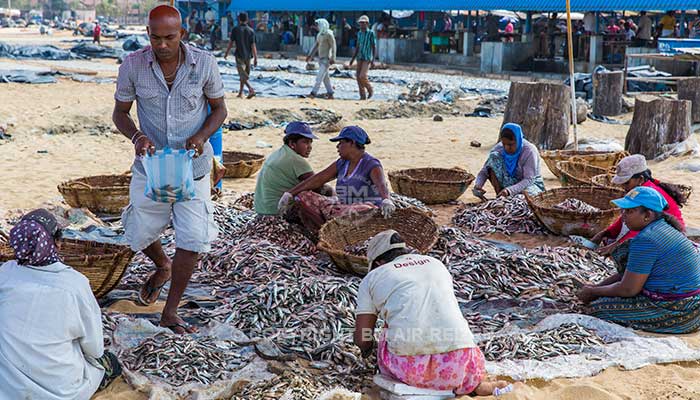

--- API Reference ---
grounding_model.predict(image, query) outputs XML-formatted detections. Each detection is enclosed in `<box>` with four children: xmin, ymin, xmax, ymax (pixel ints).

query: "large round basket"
<box><xmin>0</xmin><ymin>239</ymin><xmax>134</xmax><ymax>299</ymax></box>
<box><xmin>223</xmin><ymin>151</ymin><xmax>265</xmax><ymax>179</ymax></box>
<box><xmin>317</xmin><ymin>208</ymin><xmax>439</xmax><ymax>275</ymax></box>
<box><xmin>540</xmin><ymin>150</ymin><xmax>628</xmax><ymax>179</ymax></box>
<box><xmin>57</xmin><ymin>175</ymin><xmax>131</xmax><ymax>215</ymax></box>
<box><xmin>525</xmin><ymin>186</ymin><xmax>625</xmax><ymax>238</ymax></box>
<box><xmin>557</xmin><ymin>161</ymin><xmax>611</xmax><ymax>187</ymax></box>
<box><xmin>592</xmin><ymin>174</ymin><xmax>694</xmax><ymax>202</ymax></box>
<box><xmin>388</xmin><ymin>168</ymin><xmax>475</xmax><ymax>205</ymax></box>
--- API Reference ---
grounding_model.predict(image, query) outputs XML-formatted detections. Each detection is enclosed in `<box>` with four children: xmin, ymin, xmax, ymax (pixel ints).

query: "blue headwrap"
<box><xmin>501</xmin><ymin>123</ymin><xmax>523</xmax><ymax>178</ymax></box>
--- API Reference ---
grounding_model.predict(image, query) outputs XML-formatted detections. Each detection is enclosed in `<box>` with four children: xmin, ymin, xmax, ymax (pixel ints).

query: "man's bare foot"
<box><xmin>367</xmin><ymin>87</ymin><xmax>374</xmax><ymax>99</ymax></box>
<box><xmin>160</xmin><ymin>314</ymin><xmax>197</xmax><ymax>334</ymax></box>
<box><xmin>327</xmin><ymin>94</ymin><xmax>334</xmax><ymax>99</ymax></box>
<box><xmin>473</xmin><ymin>380</ymin><xmax>511</xmax><ymax>396</ymax></box>
<box><xmin>137</xmin><ymin>262</ymin><xmax>171</xmax><ymax>306</ymax></box>
<box><xmin>236</xmin><ymin>92</ymin><xmax>243</xmax><ymax>98</ymax></box>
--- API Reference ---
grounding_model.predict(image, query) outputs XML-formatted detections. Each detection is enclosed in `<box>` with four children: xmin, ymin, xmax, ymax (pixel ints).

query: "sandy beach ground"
<box><xmin>2</xmin><ymin>27</ymin><xmax>700</xmax><ymax>400</ymax></box>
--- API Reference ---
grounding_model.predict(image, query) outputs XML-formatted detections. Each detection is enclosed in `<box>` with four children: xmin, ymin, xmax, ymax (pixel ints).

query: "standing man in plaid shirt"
<box><xmin>112</xmin><ymin>5</ymin><xmax>227</xmax><ymax>334</ymax></box>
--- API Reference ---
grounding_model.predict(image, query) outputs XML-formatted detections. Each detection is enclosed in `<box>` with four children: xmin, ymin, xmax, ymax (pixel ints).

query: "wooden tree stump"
<box><xmin>502</xmin><ymin>82</ymin><xmax>570</xmax><ymax>150</ymax></box>
<box><xmin>592</xmin><ymin>70</ymin><xmax>623</xmax><ymax>116</ymax></box>
<box><xmin>677</xmin><ymin>77</ymin><xmax>700</xmax><ymax>123</ymax></box>
<box><xmin>625</xmin><ymin>95</ymin><xmax>691</xmax><ymax>159</ymax></box>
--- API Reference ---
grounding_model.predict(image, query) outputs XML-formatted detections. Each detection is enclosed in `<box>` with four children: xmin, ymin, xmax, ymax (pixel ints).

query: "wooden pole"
<box><xmin>565</xmin><ymin>0</ymin><xmax>578</xmax><ymax>149</ymax></box>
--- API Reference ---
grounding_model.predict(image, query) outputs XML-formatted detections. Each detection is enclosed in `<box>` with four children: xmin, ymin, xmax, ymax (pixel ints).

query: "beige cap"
<box><xmin>367</xmin><ymin>229</ymin><xmax>406</xmax><ymax>268</ymax></box>
<box><xmin>612</xmin><ymin>154</ymin><xmax>648</xmax><ymax>185</ymax></box>
<box><xmin>358</xmin><ymin>15</ymin><xmax>370</xmax><ymax>23</ymax></box>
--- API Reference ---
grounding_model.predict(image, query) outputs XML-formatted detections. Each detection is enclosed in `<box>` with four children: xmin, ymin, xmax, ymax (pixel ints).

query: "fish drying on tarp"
<box><xmin>479</xmin><ymin>323</ymin><xmax>607</xmax><ymax>361</ymax></box>
<box><xmin>452</xmin><ymin>195</ymin><xmax>546</xmax><ymax>236</ymax></box>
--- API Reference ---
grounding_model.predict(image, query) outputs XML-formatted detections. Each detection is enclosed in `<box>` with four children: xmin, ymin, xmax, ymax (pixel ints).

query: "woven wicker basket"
<box><xmin>317</xmin><ymin>208</ymin><xmax>439</xmax><ymax>275</ymax></box>
<box><xmin>57</xmin><ymin>175</ymin><xmax>131</xmax><ymax>215</ymax></box>
<box><xmin>591</xmin><ymin>174</ymin><xmax>694</xmax><ymax>202</ymax></box>
<box><xmin>525</xmin><ymin>186</ymin><xmax>625</xmax><ymax>238</ymax></box>
<box><xmin>557</xmin><ymin>161</ymin><xmax>611</xmax><ymax>187</ymax></box>
<box><xmin>223</xmin><ymin>151</ymin><xmax>265</xmax><ymax>179</ymax></box>
<box><xmin>0</xmin><ymin>239</ymin><xmax>134</xmax><ymax>298</ymax></box>
<box><xmin>540</xmin><ymin>150</ymin><xmax>628</xmax><ymax>179</ymax></box>
<box><xmin>388</xmin><ymin>168</ymin><xmax>475</xmax><ymax>205</ymax></box>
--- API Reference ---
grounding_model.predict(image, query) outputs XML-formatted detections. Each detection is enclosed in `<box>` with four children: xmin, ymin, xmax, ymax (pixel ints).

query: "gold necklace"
<box><xmin>163</xmin><ymin>48</ymin><xmax>182</xmax><ymax>82</ymax></box>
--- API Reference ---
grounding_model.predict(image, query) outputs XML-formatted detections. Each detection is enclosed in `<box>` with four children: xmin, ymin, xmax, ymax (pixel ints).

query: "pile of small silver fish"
<box><xmin>225</xmin><ymin>276</ymin><xmax>363</xmax><ymax>367</ymax></box>
<box><xmin>237</xmin><ymin>215</ymin><xmax>317</xmax><ymax>256</ymax></box>
<box><xmin>452</xmin><ymin>195</ymin><xmax>546</xmax><ymax>235</ymax></box>
<box><xmin>464</xmin><ymin>312</ymin><xmax>526</xmax><ymax>334</ymax></box>
<box><xmin>390</xmin><ymin>193</ymin><xmax>433</xmax><ymax>214</ymax></box>
<box><xmin>231</xmin><ymin>367</ymin><xmax>324</xmax><ymax>400</ymax></box>
<box><xmin>119</xmin><ymin>332</ymin><xmax>250</xmax><ymax>386</ymax></box>
<box><xmin>101</xmin><ymin>313</ymin><xmax>119</xmax><ymax>348</ymax></box>
<box><xmin>479</xmin><ymin>323</ymin><xmax>607</xmax><ymax>361</ymax></box>
<box><xmin>430</xmin><ymin>227</ymin><xmax>614</xmax><ymax>309</ymax></box>
<box><xmin>231</xmin><ymin>192</ymin><xmax>255</xmax><ymax>210</ymax></box>
<box><xmin>553</xmin><ymin>198</ymin><xmax>601</xmax><ymax>213</ymax></box>
<box><xmin>344</xmin><ymin>238</ymin><xmax>372</xmax><ymax>257</ymax></box>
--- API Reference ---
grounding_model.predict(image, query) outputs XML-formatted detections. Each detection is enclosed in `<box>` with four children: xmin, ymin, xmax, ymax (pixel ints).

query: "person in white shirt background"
<box><xmin>0</xmin><ymin>209</ymin><xmax>122</xmax><ymax>399</ymax></box>
<box><xmin>353</xmin><ymin>230</ymin><xmax>513</xmax><ymax>397</ymax></box>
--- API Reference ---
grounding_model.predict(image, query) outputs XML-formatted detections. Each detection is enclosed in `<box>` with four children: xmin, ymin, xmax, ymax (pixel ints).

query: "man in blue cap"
<box><xmin>254</xmin><ymin>122</ymin><xmax>324</xmax><ymax>215</ymax></box>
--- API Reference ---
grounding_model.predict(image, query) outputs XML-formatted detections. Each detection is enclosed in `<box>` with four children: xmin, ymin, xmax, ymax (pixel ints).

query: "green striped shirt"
<box><xmin>357</xmin><ymin>30</ymin><xmax>376</xmax><ymax>61</ymax></box>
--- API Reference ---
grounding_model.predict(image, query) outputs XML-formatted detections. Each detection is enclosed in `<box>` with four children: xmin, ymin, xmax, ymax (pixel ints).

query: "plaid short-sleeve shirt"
<box><xmin>115</xmin><ymin>43</ymin><xmax>225</xmax><ymax>178</ymax></box>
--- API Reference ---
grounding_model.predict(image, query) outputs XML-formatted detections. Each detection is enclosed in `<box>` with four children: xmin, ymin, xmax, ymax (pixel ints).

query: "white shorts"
<box><xmin>121</xmin><ymin>168</ymin><xmax>218</xmax><ymax>253</ymax></box>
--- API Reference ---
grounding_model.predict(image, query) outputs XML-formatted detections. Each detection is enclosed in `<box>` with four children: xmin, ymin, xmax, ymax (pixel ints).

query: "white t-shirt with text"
<box><xmin>356</xmin><ymin>254</ymin><xmax>476</xmax><ymax>356</ymax></box>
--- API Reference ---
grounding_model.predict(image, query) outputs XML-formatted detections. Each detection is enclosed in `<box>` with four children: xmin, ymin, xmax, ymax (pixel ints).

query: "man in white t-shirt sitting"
<box><xmin>353</xmin><ymin>230</ymin><xmax>512</xmax><ymax>397</ymax></box>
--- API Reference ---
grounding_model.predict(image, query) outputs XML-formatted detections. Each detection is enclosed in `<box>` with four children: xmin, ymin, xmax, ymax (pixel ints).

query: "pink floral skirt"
<box><xmin>377</xmin><ymin>337</ymin><xmax>486</xmax><ymax>395</ymax></box>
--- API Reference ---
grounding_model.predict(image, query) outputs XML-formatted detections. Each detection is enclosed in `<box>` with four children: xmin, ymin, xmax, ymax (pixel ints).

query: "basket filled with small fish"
<box><xmin>119</xmin><ymin>332</ymin><xmax>251</xmax><ymax>387</ymax></box>
<box><xmin>388</xmin><ymin>167</ymin><xmax>475</xmax><ymax>204</ymax></box>
<box><xmin>539</xmin><ymin>150</ymin><xmax>628</xmax><ymax>179</ymax></box>
<box><xmin>556</xmin><ymin>160</ymin><xmax>611</xmax><ymax>187</ymax></box>
<box><xmin>525</xmin><ymin>186</ymin><xmax>624</xmax><ymax>238</ymax></box>
<box><xmin>479</xmin><ymin>323</ymin><xmax>607</xmax><ymax>362</ymax></box>
<box><xmin>223</xmin><ymin>151</ymin><xmax>265</xmax><ymax>179</ymax></box>
<box><xmin>592</xmin><ymin>174</ymin><xmax>694</xmax><ymax>202</ymax></box>
<box><xmin>390</xmin><ymin>193</ymin><xmax>434</xmax><ymax>215</ymax></box>
<box><xmin>318</xmin><ymin>207</ymin><xmax>439</xmax><ymax>275</ymax></box>
<box><xmin>57</xmin><ymin>174</ymin><xmax>131</xmax><ymax>215</ymax></box>
<box><xmin>451</xmin><ymin>194</ymin><xmax>546</xmax><ymax>236</ymax></box>
<box><xmin>2</xmin><ymin>238</ymin><xmax>134</xmax><ymax>298</ymax></box>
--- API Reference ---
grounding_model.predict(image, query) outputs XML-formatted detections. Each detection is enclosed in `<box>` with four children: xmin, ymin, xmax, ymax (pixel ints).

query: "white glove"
<box><xmin>278</xmin><ymin>192</ymin><xmax>293</xmax><ymax>214</ymax></box>
<box><xmin>380</xmin><ymin>198</ymin><xmax>396</xmax><ymax>218</ymax></box>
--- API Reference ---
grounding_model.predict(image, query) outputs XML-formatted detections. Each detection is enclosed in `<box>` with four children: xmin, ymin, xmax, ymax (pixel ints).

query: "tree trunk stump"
<box><xmin>592</xmin><ymin>70</ymin><xmax>623</xmax><ymax>116</ymax></box>
<box><xmin>502</xmin><ymin>82</ymin><xmax>570</xmax><ymax>150</ymax></box>
<box><xmin>625</xmin><ymin>95</ymin><xmax>692</xmax><ymax>159</ymax></box>
<box><xmin>677</xmin><ymin>77</ymin><xmax>700</xmax><ymax>123</ymax></box>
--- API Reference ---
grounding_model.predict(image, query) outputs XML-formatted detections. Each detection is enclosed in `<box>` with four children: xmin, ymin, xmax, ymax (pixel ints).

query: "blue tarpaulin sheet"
<box><xmin>229</xmin><ymin>0</ymin><xmax>700</xmax><ymax>12</ymax></box>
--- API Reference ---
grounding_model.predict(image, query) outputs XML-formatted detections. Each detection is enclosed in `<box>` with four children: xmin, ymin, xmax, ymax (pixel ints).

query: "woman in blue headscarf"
<box><xmin>472</xmin><ymin>123</ymin><xmax>545</xmax><ymax>199</ymax></box>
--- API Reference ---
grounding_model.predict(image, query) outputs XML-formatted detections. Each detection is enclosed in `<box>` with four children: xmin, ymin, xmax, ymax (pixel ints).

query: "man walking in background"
<box><xmin>349</xmin><ymin>15</ymin><xmax>376</xmax><ymax>100</ymax></box>
<box><xmin>224</xmin><ymin>12</ymin><xmax>258</xmax><ymax>98</ymax></box>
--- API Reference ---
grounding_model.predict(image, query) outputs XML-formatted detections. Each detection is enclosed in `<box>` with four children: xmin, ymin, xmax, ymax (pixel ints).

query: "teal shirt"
<box><xmin>254</xmin><ymin>145</ymin><xmax>313</xmax><ymax>215</ymax></box>
<box><xmin>627</xmin><ymin>219</ymin><xmax>700</xmax><ymax>294</ymax></box>
<box><xmin>357</xmin><ymin>30</ymin><xmax>376</xmax><ymax>61</ymax></box>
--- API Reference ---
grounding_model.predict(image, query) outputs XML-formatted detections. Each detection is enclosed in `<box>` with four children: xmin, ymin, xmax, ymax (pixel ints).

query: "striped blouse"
<box><xmin>627</xmin><ymin>219</ymin><xmax>700</xmax><ymax>294</ymax></box>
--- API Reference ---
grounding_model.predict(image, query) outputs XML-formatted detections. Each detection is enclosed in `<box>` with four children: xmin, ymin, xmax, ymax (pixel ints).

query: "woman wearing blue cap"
<box><xmin>577</xmin><ymin>186</ymin><xmax>700</xmax><ymax>334</ymax></box>
<box><xmin>278</xmin><ymin>125</ymin><xmax>395</xmax><ymax>232</ymax></box>
<box><xmin>472</xmin><ymin>123</ymin><xmax>545</xmax><ymax>200</ymax></box>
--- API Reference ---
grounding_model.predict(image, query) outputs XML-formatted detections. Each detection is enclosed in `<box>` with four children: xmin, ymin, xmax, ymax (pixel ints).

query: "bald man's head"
<box><xmin>148</xmin><ymin>5</ymin><xmax>181</xmax><ymax>25</ymax></box>
<box><xmin>147</xmin><ymin>5</ymin><xmax>185</xmax><ymax>62</ymax></box>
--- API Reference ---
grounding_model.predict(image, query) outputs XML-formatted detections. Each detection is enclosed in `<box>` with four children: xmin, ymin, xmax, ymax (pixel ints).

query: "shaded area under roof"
<box><xmin>227</xmin><ymin>0</ymin><xmax>700</xmax><ymax>12</ymax></box>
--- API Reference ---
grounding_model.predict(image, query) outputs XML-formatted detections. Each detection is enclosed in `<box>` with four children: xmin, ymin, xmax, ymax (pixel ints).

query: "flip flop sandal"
<box><xmin>136</xmin><ymin>273</ymin><xmax>169</xmax><ymax>306</ymax></box>
<box><xmin>161</xmin><ymin>322</ymin><xmax>197</xmax><ymax>335</ymax></box>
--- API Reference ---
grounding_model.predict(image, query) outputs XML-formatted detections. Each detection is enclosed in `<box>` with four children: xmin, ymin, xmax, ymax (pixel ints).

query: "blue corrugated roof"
<box><xmin>228</xmin><ymin>0</ymin><xmax>700</xmax><ymax>12</ymax></box>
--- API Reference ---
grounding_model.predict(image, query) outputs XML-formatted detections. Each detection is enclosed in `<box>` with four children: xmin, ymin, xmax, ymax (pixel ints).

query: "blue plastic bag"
<box><xmin>140</xmin><ymin>147</ymin><xmax>196</xmax><ymax>203</ymax></box>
